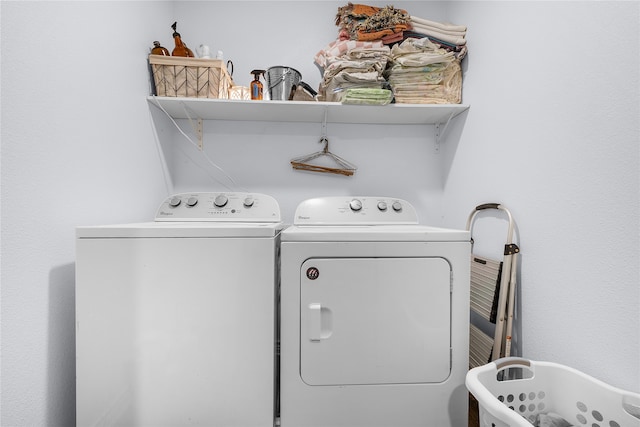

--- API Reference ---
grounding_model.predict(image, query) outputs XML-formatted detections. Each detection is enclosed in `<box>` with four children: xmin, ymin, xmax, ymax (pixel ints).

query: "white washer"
<box><xmin>76</xmin><ymin>192</ymin><xmax>283</xmax><ymax>427</ymax></box>
<box><xmin>279</xmin><ymin>196</ymin><xmax>471</xmax><ymax>427</ymax></box>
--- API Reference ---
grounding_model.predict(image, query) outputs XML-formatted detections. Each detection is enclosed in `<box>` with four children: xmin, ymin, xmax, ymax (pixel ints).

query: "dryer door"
<box><xmin>300</xmin><ymin>257</ymin><xmax>451</xmax><ymax>386</ymax></box>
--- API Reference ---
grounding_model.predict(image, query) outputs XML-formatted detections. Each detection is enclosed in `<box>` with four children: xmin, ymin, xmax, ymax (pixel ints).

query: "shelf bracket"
<box><xmin>150</xmin><ymin>97</ymin><xmax>205</xmax><ymax>150</ymax></box>
<box><xmin>181</xmin><ymin>103</ymin><xmax>204</xmax><ymax>150</ymax></box>
<box><xmin>434</xmin><ymin>111</ymin><xmax>456</xmax><ymax>152</ymax></box>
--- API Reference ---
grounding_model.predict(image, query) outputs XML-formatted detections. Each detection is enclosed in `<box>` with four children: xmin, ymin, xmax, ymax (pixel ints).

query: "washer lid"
<box><xmin>78</xmin><ymin>192</ymin><xmax>284</xmax><ymax>238</ymax></box>
<box><xmin>77</xmin><ymin>221</ymin><xmax>285</xmax><ymax>239</ymax></box>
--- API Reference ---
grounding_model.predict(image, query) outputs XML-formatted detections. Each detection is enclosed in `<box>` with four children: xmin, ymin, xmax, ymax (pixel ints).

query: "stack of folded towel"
<box><xmin>314</xmin><ymin>3</ymin><xmax>467</xmax><ymax>104</ymax></box>
<box><xmin>335</xmin><ymin>3</ymin><xmax>411</xmax><ymax>42</ymax></box>
<box><xmin>404</xmin><ymin>15</ymin><xmax>467</xmax><ymax>59</ymax></box>
<box><xmin>384</xmin><ymin>37</ymin><xmax>462</xmax><ymax>104</ymax></box>
<box><xmin>314</xmin><ymin>39</ymin><xmax>391</xmax><ymax>102</ymax></box>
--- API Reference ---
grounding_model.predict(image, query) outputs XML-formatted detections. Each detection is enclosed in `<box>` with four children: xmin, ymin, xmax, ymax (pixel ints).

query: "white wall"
<box><xmin>1</xmin><ymin>1</ymin><xmax>638</xmax><ymax>426</ymax></box>
<box><xmin>1</xmin><ymin>2</ymin><xmax>172</xmax><ymax>425</ymax></box>
<box><xmin>442</xmin><ymin>1</ymin><xmax>640</xmax><ymax>393</ymax></box>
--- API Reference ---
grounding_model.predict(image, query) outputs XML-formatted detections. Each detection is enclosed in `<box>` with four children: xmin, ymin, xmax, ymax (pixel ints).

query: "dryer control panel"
<box><xmin>294</xmin><ymin>196</ymin><xmax>419</xmax><ymax>225</ymax></box>
<box><xmin>155</xmin><ymin>192</ymin><xmax>281</xmax><ymax>222</ymax></box>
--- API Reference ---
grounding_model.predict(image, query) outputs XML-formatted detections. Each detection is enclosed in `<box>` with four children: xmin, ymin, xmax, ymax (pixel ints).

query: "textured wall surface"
<box><xmin>1</xmin><ymin>1</ymin><xmax>638</xmax><ymax>425</ymax></box>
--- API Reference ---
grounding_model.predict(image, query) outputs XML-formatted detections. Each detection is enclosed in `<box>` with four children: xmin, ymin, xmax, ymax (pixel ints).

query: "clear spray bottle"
<box><xmin>250</xmin><ymin>70</ymin><xmax>265</xmax><ymax>100</ymax></box>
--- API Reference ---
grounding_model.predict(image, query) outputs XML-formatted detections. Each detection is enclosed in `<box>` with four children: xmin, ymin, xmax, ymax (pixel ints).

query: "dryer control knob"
<box><xmin>349</xmin><ymin>199</ymin><xmax>363</xmax><ymax>212</ymax></box>
<box><xmin>377</xmin><ymin>201</ymin><xmax>387</xmax><ymax>211</ymax></box>
<box><xmin>392</xmin><ymin>201</ymin><xmax>403</xmax><ymax>212</ymax></box>
<box><xmin>243</xmin><ymin>197</ymin><xmax>254</xmax><ymax>208</ymax></box>
<box><xmin>214</xmin><ymin>195</ymin><xmax>228</xmax><ymax>208</ymax></box>
<box><xmin>186</xmin><ymin>197</ymin><xmax>198</xmax><ymax>207</ymax></box>
<box><xmin>168</xmin><ymin>196</ymin><xmax>181</xmax><ymax>208</ymax></box>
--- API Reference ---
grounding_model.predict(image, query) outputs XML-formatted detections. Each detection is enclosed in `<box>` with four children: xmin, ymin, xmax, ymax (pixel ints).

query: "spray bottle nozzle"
<box><xmin>251</xmin><ymin>69</ymin><xmax>265</xmax><ymax>81</ymax></box>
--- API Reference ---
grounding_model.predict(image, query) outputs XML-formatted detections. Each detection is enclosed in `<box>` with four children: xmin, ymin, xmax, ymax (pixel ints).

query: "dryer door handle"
<box><xmin>307</xmin><ymin>303</ymin><xmax>332</xmax><ymax>342</ymax></box>
<box><xmin>308</xmin><ymin>303</ymin><xmax>322</xmax><ymax>342</ymax></box>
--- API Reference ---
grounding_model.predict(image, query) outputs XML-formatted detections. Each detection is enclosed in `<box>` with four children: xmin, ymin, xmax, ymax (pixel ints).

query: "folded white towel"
<box><xmin>410</xmin><ymin>15</ymin><xmax>467</xmax><ymax>32</ymax></box>
<box><xmin>410</xmin><ymin>23</ymin><xmax>467</xmax><ymax>46</ymax></box>
<box><xmin>410</xmin><ymin>20</ymin><xmax>466</xmax><ymax>37</ymax></box>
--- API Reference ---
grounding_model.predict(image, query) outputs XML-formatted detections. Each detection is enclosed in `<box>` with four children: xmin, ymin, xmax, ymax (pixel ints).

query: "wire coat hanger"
<box><xmin>290</xmin><ymin>109</ymin><xmax>357</xmax><ymax>176</ymax></box>
<box><xmin>291</xmin><ymin>137</ymin><xmax>357</xmax><ymax>176</ymax></box>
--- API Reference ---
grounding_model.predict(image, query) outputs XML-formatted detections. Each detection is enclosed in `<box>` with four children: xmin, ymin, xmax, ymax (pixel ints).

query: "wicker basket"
<box><xmin>149</xmin><ymin>55</ymin><xmax>234</xmax><ymax>99</ymax></box>
<box><xmin>228</xmin><ymin>86</ymin><xmax>251</xmax><ymax>100</ymax></box>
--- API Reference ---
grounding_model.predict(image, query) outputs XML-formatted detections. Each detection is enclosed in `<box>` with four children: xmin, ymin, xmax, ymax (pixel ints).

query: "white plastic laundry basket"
<box><xmin>466</xmin><ymin>357</ymin><xmax>640</xmax><ymax>427</ymax></box>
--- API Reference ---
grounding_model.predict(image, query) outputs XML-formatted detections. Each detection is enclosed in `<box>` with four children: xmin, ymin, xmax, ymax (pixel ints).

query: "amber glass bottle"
<box><xmin>151</xmin><ymin>41</ymin><xmax>169</xmax><ymax>56</ymax></box>
<box><xmin>250</xmin><ymin>70</ymin><xmax>265</xmax><ymax>100</ymax></box>
<box><xmin>171</xmin><ymin>22</ymin><xmax>194</xmax><ymax>57</ymax></box>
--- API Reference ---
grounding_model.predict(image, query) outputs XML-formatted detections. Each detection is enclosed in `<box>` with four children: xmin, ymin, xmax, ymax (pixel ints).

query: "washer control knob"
<box><xmin>377</xmin><ymin>201</ymin><xmax>388</xmax><ymax>211</ymax></box>
<box><xmin>349</xmin><ymin>199</ymin><xmax>363</xmax><ymax>212</ymax></box>
<box><xmin>168</xmin><ymin>196</ymin><xmax>181</xmax><ymax>208</ymax></box>
<box><xmin>243</xmin><ymin>196</ymin><xmax>254</xmax><ymax>208</ymax></box>
<box><xmin>392</xmin><ymin>201</ymin><xmax>403</xmax><ymax>212</ymax></box>
<box><xmin>214</xmin><ymin>194</ymin><xmax>228</xmax><ymax>208</ymax></box>
<box><xmin>186</xmin><ymin>196</ymin><xmax>198</xmax><ymax>207</ymax></box>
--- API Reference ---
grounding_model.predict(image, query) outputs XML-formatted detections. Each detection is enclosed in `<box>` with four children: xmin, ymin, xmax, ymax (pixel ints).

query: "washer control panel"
<box><xmin>155</xmin><ymin>192</ymin><xmax>281</xmax><ymax>222</ymax></box>
<box><xmin>294</xmin><ymin>196</ymin><xmax>419</xmax><ymax>225</ymax></box>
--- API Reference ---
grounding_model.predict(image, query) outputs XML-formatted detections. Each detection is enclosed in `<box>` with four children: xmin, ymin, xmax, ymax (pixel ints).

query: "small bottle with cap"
<box><xmin>250</xmin><ymin>70</ymin><xmax>265</xmax><ymax>100</ymax></box>
<box><xmin>151</xmin><ymin>41</ymin><xmax>170</xmax><ymax>56</ymax></box>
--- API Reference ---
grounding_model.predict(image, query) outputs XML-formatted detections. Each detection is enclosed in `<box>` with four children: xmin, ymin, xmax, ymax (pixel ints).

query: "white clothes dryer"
<box><xmin>279</xmin><ymin>196</ymin><xmax>471</xmax><ymax>427</ymax></box>
<box><xmin>76</xmin><ymin>192</ymin><xmax>283</xmax><ymax>427</ymax></box>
